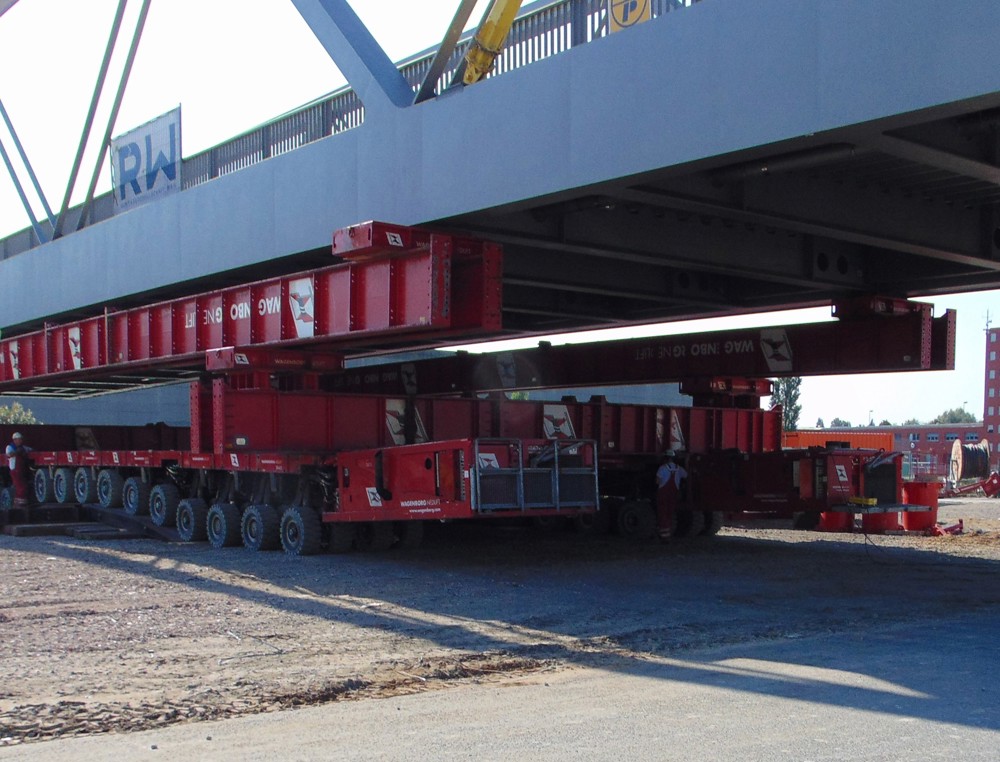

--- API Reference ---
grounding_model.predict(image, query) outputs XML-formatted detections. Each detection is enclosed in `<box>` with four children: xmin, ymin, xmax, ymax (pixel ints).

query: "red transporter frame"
<box><xmin>0</xmin><ymin>218</ymin><xmax>951</xmax><ymax>551</ymax></box>
<box><xmin>689</xmin><ymin>447</ymin><xmax>906</xmax><ymax>522</ymax></box>
<box><xmin>0</xmin><ymin>382</ymin><xmax>916</xmax><ymax>545</ymax></box>
<box><xmin>0</xmin><ymin>379</ymin><xmax>782</xmax><ymax>544</ymax></box>
<box><xmin>22</xmin><ymin>436</ymin><xmax>600</xmax><ymax>522</ymax></box>
<box><xmin>330</xmin><ymin>438</ymin><xmax>599</xmax><ymax>523</ymax></box>
<box><xmin>193</xmin><ymin>381</ymin><xmax>782</xmax><ymax>459</ymax></box>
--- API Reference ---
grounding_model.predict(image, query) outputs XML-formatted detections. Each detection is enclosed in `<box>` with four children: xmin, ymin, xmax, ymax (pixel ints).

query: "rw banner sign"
<box><xmin>111</xmin><ymin>106</ymin><xmax>182</xmax><ymax>213</ymax></box>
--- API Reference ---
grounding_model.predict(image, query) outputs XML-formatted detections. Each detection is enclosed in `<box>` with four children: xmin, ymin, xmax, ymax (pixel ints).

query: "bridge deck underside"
<box><xmin>477</xmin><ymin>106</ymin><xmax>1000</xmax><ymax>333</ymax></box>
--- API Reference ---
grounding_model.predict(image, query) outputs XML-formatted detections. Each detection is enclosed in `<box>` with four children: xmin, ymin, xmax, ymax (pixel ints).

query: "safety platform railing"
<box><xmin>0</xmin><ymin>0</ymin><xmax>701</xmax><ymax>259</ymax></box>
<box><xmin>472</xmin><ymin>438</ymin><xmax>599</xmax><ymax>512</ymax></box>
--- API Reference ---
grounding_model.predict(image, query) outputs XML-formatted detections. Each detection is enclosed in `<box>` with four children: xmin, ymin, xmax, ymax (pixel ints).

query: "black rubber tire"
<box><xmin>671</xmin><ymin>509</ymin><xmax>691</xmax><ymax>537</ymax></box>
<box><xmin>74</xmin><ymin>467</ymin><xmax>98</xmax><ymax>504</ymax></box>
<box><xmin>34</xmin><ymin>470</ymin><xmax>54</xmax><ymax>504</ymax></box>
<box><xmin>326</xmin><ymin>523</ymin><xmax>355</xmax><ymax>554</ymax></box>
<box><xmin>672</xmin><ymin>509</ymin><xmax>704</xmax><ymax>538</ymax></box>
<box><xmin>394</xmin><ymin>520</ymin><xmax>424</xmax><ymax>550</ymax></box>
<box><xmin>686</xmin><ymin>509</ymin><xmax>706</xmax><ymax>537</ymax></box>
<box><xmin>615</xmin><ymin>500</ymin><xmax>656</xmax><ymax>540</ymax></box>
<box><xmin>532</xmin><ymin>516</ymin><xmax>566</xmax><ymax>531</ymax></box>
<box><xmin>355</xmin><ymin>521</ymin><xmax>394</xmax><ymax>552</ymax></box>
<box><xmin>97</xmin><ymin>469</ymin><xmax>124</xmax><ymax>509</ymax></box>
<box><xmin>149</xmin><ymin>483</ymin><xmax>180</xmax><ymax>527</ymax></box>
<box><xmin>0</xmin><ymin>485</ymin><xmax>14</xmax><ymax>511</ymax></box>
<box><xmin>280</xmin><ymin>505</ymin><xmax>322</xmax><ymax>556</ymax></box>
<box><xmin>176</xmin><ymin>497</ymin><xmax>209</xmax><ymax>542</ymax></box>
<box><xmin>792</xmin><ymin>511</ymin><xmax>819</xmax><ymax>531</ymax></box>
<box><xmin>573</xmin><ymin>509</ymin><xmax>612</xmax><ymax>535</ymax></box>
<box><xmin>572</xmin><ymin>513</ymin><xmax>595</xmax><ymax>532</ymax></box>
<box><xmin>53</xmin><ymin>467</ymin><xmax>75</xmax><ymax>504</ymax></box>
<box><xmin>702</xmin><ymin>511</ymin><xmax>725</xmax><ymax>536</ymax></box>
<box><xmin>207</xmin><ymin>503</ymin><xmax>242</xmax><ymax>549</ymax></box>
<box><xmin>122</xmin><ymin>477</ymin><xmax>151</xmax><ymax>516</ymax></box>
<box><xmin>241</xmin><ymin>504</ymin><xmax>281</xmax><ymax>551</ymax></box>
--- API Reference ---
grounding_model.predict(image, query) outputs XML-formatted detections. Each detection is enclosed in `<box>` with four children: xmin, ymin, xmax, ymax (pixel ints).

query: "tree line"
<box><xmin>770</xmin><ymin>378</ymin><xmax>977</xmax><ymax>431</ymax></box>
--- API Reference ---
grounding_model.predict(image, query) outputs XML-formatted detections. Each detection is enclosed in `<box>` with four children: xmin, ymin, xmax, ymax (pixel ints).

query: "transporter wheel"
<box><xmin>149</xmin><ymin>483</ymin><xmax>180</xmax><ymax>527</ymax></box>
<box><xmin>122</xmin><ymin>477</ymin><xmax>151</xmax><ymax>516</ymax></box>
<box><xmin>792</xmin><ymin>511</ymin><xmax>820</xmax><ymax>531</ymax></box>
<box><xmin>176</xmin><ymin>498</ymin><xmax>209</xmax><ymax>542</ymax></box>
<box><xmin>280</xmin><ymin>505</ymin><xmax>322</xmax><ymax>556</ymax></box>
<box><xmin>34</xmin><ymin>470</ymin><xmax>55</xmax><ymax>504</ymax></box>
<box><xmin>702</xmin><ymin>511</ymin><xmax>724</xmax><ymax>536</ymax></box>
<box><xmin>0</xmin><ymin>485</ymin><xmax>14</xmax><ymax>511</ymax></box>
<box><xmin>97</xmin><ymin>469</ymin><xmax>125</xmax><ymax>509</ymax></box>
<box><xmin>672</xmin><ymin>509</ymin><xmax>708</xmax><ymax>538</ymax></box>
<box><xmin>532</xmin><ymin>516</ymin><xmax>566</xmax><ymax>531</ymax></box>
<box><xmin>393</xmin><ymin>520</ymin><xmax>424</xmax><ymax>550</ymax></box>
<box><xmin>326</xmin><ymin>523</ymin><xmax>355</xmax><ymax>554</ymax></box>
<box><xmin>615</xmin><ymin>500</ymin><xmax>655</xmax><ymax>540</ymax></box>
<box><xmin>241</xmin><ymin>504</ymin><xmax>280</xmax><ymax>551</ymax></box>
<box><xmin>355</xmin><ymin>521</ymin><xmax>393</xmax><ymax>552</ymax></box>
<box><xmin>73</xmin><ymin>468</ymin><xmax>98</xmax><ymax>504</ymax></box>
<box><xmin>53</xmin><ymin>468</ymin><xmax>75</xmax><ymax>504</ymax></box>
<box><xmin>573</xmin><ymin>509</ymin><xmax>612</xmax><ymax>535</ymax></box>
<box><xmin>207</xmin><ymin>503</ymin><xmax>242</xmax><ymax>549</ymax></box>
<box><xmin>688</xmin><ymin>511</ymin><xmax>705</xmax><ymax>537</ymax></box>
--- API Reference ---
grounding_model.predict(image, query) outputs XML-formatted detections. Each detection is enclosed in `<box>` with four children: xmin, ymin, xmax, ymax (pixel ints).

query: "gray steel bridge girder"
<box><xmin>481</xmin><ymin>202</ymin><xmax>869</xmax><ymax>324</ymax></box>
<box><xmin>642</xmin><ymin>171</ymin><xmax>989</xmax><ymax>265</ymax></box>
<box><xmin>556</xmin><ymin>203</ymin><xmax>866</xmax><ymax>294</ymax></box>
<box><xmin>501</xmin><ymin>246</ymin><xmax>730</xmax><ymax>331</ymax></box>
<box><xmin>4</xmin><ymin>0</ymin><xmax>1000</xmax><ymax>334</ymax></box>
<box><xmin>595</xmin><ymin>175</ymin><xmax>998</xmax><ymax>295</ymax></box>
<box><xmin>471</xmin><ymin>136</ymin><xmax>1000</xmax><ymax>324</ymax></box>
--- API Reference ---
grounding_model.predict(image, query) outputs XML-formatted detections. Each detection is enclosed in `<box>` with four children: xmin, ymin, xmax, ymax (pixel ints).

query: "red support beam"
<box><xmin>326</xmin><ymin>298</ymin><xmax>956</xmax><ymax>396</ymax></box>
<box><xmin>204</xmin><ymin>347</ymin><xmax>345</xmax><ymax>374</ymax></box>
<box><xmin>0</xmin><ymin>224</ymin><xmax>502</xmax><ymax>394</ymax></box>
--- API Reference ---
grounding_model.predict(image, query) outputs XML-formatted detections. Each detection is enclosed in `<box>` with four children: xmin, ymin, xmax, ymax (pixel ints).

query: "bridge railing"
<box><xmin>0</xmin><ymin>0</ymin><xmax>700</xmax><ymax>259</ymax></box>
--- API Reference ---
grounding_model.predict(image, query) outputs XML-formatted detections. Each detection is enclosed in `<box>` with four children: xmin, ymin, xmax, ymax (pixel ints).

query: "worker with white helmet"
<box><xmin>654</xmin><ymin>449</ymin><xmax>688</xmax><ymax>539</ymax></box>
<box><xmin>5</xmin><ymin>432</ymin><xmax>32</xmax><ymax>509</ymax></box>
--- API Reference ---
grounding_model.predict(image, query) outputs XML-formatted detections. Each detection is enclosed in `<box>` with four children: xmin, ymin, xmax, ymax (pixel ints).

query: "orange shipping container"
<box><xmin>783</xmin><ymin>430</ymin><xmax>894</xmax><ymax>451</ymax></box>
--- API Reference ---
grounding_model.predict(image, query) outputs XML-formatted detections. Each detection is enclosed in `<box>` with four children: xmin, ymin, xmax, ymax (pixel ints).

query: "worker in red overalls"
<box><xmin>655</xmin><ymin>449</ymin><xmax>687</xmax><ymax>540</ymax></box>
<box><xmin>5</xmin><ymin>432</ymin><xmax>32</xmax><ymax>508</ymax></box>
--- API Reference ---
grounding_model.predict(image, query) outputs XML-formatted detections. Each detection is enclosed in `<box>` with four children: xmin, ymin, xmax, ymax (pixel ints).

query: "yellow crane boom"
<box><xmin>463</xmin><ymin>0</ymin><xmax>524</xmax><ymax>85</ymax></box>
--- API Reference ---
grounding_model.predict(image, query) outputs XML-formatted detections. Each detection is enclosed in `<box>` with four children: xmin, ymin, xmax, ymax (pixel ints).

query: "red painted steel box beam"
<box><xmin>195</xmin><ymin>383</ymin><xmax>782</xmax><ymax>459</ymax></box>
<box><xmin>325</xmin><ymin>298</ymin><xmax>955</xmax><ymax>396</ymax></box>
<box><xmin>0</xmin><ymin>225</ymin><xmax>502</xmax><ymax>393</ymax></box>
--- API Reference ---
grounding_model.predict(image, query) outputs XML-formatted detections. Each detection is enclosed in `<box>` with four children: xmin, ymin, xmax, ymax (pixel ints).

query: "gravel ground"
<box><xmin>0</xmin><ymin>498</ymin><xmax>998</xmax><ymax>747</ymax></box>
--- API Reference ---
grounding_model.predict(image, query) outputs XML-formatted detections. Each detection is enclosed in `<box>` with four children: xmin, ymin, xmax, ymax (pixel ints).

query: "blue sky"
<box><xmin>0</xmin><ymin>0</ymin><xmax>995</xmax><ymax>426</ymax></box>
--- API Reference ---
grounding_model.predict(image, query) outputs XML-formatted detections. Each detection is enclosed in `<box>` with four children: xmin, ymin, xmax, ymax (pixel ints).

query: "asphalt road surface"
<box><xmin>1</xmin><ymin>498</ymin><xmax>997</xmax><ymax>759</ymax></box>
<box><xmin>4</xmin><ymin>611</ymin><xmax>996</xmax><ymax>761</ymax></box>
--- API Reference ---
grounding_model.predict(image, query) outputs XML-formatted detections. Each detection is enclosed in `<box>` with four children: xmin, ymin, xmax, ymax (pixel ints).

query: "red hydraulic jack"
<box><xmin>926</xmin><ymin>519</ymin><xmax>964</xmax><ymax>536</ymax></box>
